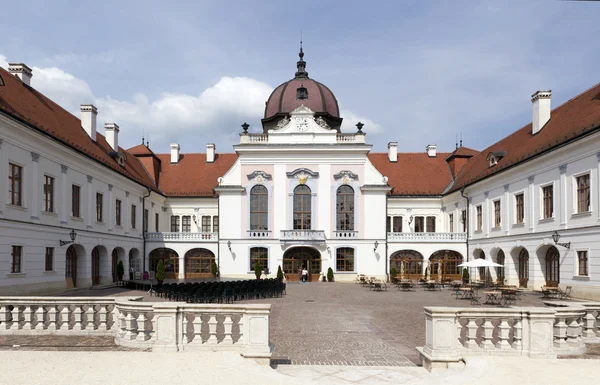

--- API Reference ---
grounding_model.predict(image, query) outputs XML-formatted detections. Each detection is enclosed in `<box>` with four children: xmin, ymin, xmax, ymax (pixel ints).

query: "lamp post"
<box><xmin>552</xmin><ymin>231</ymin><xmax>571</xmax><ymax>249</ymax></box>
<box><xmin>60</xmin><ymin>229</ymin><xmax>77</xmax><ymax>246</ymax></box>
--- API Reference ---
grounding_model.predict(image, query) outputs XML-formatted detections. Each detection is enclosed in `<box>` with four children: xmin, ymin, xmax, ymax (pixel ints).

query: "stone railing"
<box><xmin>145</xmin><ymin>232</ymin><xmax>218</xmax><ymax>242</ymax></box>
<box><xmin>417</xmin><ymin>304</ymin><xmax>594</xmax><ymax>371</ymax></box>
<box><xmin>246</xmin><ymin>230</ymin><xmax>272</xmax><ymax>239</ymax></box>
<box><xmin>336</xmin><ymin>134</ymin><xmax>366</xmax><ymax>144</ymax></box>
<box><xmin>239</xmin><ymin>134</ymin><xmax>268</xmax><ymax>144</ymax></box>
<box><xmin>387</xmin><ymin>232</ymin><xmax>467</xmax><ymax>243</ymax></box>
<box><xmin>0</xmin><ymin>297</ymin><xmax>272</xmax><ymax>362</ymax></box>
<box><xmin>544</xmin><ymin>301</ymin><xmax>600</xmax><ymax>344</ymax></box>
<box><xmin>333</xmin><ymin>230</ymin><xmax>358</xmax><ymax>239</ymax></box>
<box><xmin>280</xmin><ymin>230</ymin><xmax>326</xmax><ymax>242</ymax></box>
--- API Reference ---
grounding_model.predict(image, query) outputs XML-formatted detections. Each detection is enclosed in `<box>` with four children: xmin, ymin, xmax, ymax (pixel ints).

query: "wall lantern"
<box><xmin>408</xmin><ymin>215</ymin><xmax>414</xmax><ymax>225</ymax></box>
<box><xmin>227</xmin><ymin>240</ymin><xmax>232</xmax><ymax>252</ymax></box>
<box><xmin>60</xmin><ymin>229</ymin><xmax>77</xmax><ymax>246</ymax></box>
<box><xmin>373</xmin><ymin>241</ymin><xmax>379</xmax><ymax>252</ymax></box>
<box><xmin>552</xmin><ymin>231</ymin><xmax>571</xmax><ymax>249</ymax></box>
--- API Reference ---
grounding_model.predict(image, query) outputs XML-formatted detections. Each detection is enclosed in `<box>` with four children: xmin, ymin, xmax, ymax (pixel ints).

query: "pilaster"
<box><xmin>503</xmin><ymin>184</ymin><xmax>510</xmax><ymax>235</ymax></box>
<box><xmin>484</xmin><ymin>191</ymin><xmax>489</xmax><ymax>237</ymax></box>
<box><xmin>87</xmin><ymin>175</ymin><xmax>93</xmax><ymax>229</ymax></box>
<box><xmin>30</xmin><ymin>152</ymin><xmax>40</xmax><ymax>220</ymax></box>
<box><xmin>528</xmin><ymin>176</ymin><xmax>535</xmax><ymax>232</ymax></box>
<box><xmin>596</xmin><ymin>153</ymin><xmax>600</xmax><ymax>222</ymax></box>
<box><xmin>108</xmin><ymin>184</ymin><xmax>113</xmax><ymax>232</ymax></box>
<box><xmin>559</xmin><ymin>165</ymin><xmax>567</xmax><ymax>228</ymax></box>
<box><xmin>0</xmin><ymin>139</ymin><xmax>4</xmax><ymax>215</ymax></box>
<box><xmin>60</xmin><ymin>165</ymin><xmax>68</xmax><ymax>224</ymax></box>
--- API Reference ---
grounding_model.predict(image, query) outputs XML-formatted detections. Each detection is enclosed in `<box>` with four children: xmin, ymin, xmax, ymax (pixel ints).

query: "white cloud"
<box><xmin>340</xmin><ymin>109</ymin><xmax>382</xmax><ymax>135</ymax></box>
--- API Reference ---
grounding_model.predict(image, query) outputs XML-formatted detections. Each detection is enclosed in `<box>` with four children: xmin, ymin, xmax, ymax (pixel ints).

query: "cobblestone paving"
<box><xmin>239</xmin><ymin>282</ymin><xmax>548</xmax><ymax>366</ymax></box>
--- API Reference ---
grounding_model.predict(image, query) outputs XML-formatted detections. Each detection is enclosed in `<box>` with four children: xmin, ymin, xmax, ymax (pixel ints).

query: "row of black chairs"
<box><xmin>150</xmin><ymin>279</ymin><xmax>286</xmax><ymax>304</ymax></box>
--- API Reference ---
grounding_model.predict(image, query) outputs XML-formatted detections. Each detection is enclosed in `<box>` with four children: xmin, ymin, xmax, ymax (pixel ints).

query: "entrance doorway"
<box><xmin>66</xmin><ymin>245</ymin><xmax>78</xmax><ymax>288</ymax></box>
<box><xmin>149</xmin><ymin>248</ymin><xmax>179</xmax><ymax>279</ymax></box>
<box><xmin>92</xmin><ymin>247</ymin><xmax>100</xmax><ymax>285</ymax></box>
<box><xmin>112</xmin><ymin>249</ymin><xmax>119</xmax><ymax>282</ymax></box>
<box><xmin>545</xmin><ymin>246</ymin><xmax>560</xmax><ymax>287</ymax></box>
<box><xmin>390</xmin><ymin>250</ymin><xmax>423</xmax><ymax>281</ymax></box>
<box><xmin>518</xmin><ymin>248</ymin><xmax>529</xmax><ymax>288</ymax></box>
<box><xmin>184</xmin><ymin>248</ymin><xmax>215</xmax><ymax>279</ymax></box>
<box><xmin>283</xmin><ymin>247</ymin><xmax>321</xmax><ymax>282</ymax></box>
<box><xmin>429</xmin><ymin>250</ymin><xmax>463</xmax><ymax>281</ymax></box>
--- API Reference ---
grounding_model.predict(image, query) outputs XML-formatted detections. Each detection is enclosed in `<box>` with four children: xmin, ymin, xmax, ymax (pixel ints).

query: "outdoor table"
<box><xmin>484</xmin><ymin>291</ymin><xmax>502</xmax><ymax>305</ymax></box>
<box><xmin>424</xmin><ymin>281</ymin><xmax>440</xmax><ymax>291</ymax></box>
<box><xmin>456</xmin><ymin>287</ymin><xmax>473</xmax><ymax>299</ymax></box>
<box><xmin>399</xmin><ymin>281</ymin><xmax>414</xmax><ymax>291</ymax></box>
<box><xmin>500</xmin><ymin>290</ymin><xmax>518</xmax><ymax>306</ymax></box>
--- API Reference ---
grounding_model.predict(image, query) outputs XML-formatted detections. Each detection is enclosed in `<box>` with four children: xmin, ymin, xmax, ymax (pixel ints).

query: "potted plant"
<box><xmin>462</xmin><ymin>268</ymin><xmax>470</xmax><ymax>284</ymax></box>
<box><xmin>211</xmin><ymin>261</ymin><xmax>219</xmax><ymax>278</ymax></box>
<box><xmin>155</xmin><ymin>259</ymin><xmax>165</xmax><ymax>285</ymax></box>
<box><xmin>327</xmin><ymin>267</ymin><xmax>334</xmax><ymax>282</ymax></box>
<box><xmin>254</xmin><ymin>262</ymin><xmax>262</xmax><ymax>280</ymax></box>
<box><xmin>116</xmin><ymin>260</ymin><xmax>125</xmax><ymax>282</ymax></box>
<box><xmin>390</xmin><ymin>267</ymin><xmax>398</xmax><ymax>283</ymax></box>
<box><xmin>276</xmin><ymin>265</ymin><xmax>284</xmax><ymax>282</ymax></box>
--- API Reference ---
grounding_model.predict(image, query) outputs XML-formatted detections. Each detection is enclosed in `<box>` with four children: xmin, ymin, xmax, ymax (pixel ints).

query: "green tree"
<box><xmin>254</xmin><ymin>262</ymin><xmax>262</xmax><ymax>279</ymax></box>
<box><xmin>327</xmin><ymin>267</ymin><xmax>334</xmax><ymax>282</ymax></box>
<box><xmin>276</xmin><ymin>265</ymin><xmax>284</xmax><ymax>282</ymax></box>
<box><xmin>156</xmin><ymin>259</ymin><xmax>165</xmax><ymax>282</ymax></box>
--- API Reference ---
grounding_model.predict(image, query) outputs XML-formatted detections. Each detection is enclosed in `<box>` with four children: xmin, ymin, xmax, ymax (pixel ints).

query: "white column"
<box><xmin>559</xmin><ymin>165</ymin><xmax>567</xmax><ymax>228</ymax></box>
<box><xmin>30</xmin><ymin>152</ymin><xmax>40</xmax><ymax>220</ymax></box>
<box><xmin>108</xmin><ymin>184</ymin><xmax>113</xmax><ymax>231</ymax></box>
<box><xmin>504</xmin><ymin>184</ymin><xmax>510</xmax><ymax>235</ymax></box>
<box><xmin>60</xmin><ymin>165</ymin><xmax>68</xmax><ymax>224</ymax></box>
<box><xmin>484</xmin><ymin>191</ymin><xmax>489</xmax><ymax>237</ymax></box>
<box><xmin>125</xmin><ymin>191</ymin><xmax>130</xmax><ymax>234</ymax></box>
<box><xmin>528</xmin><ymin>176</ymin><xmax>535</xmax><ymax>232</ymax></box>
<box><xmin>273</xmin><ymin>164</ymin><xmax>286</xmax><ymax>237</ymax></box>
<box><xmin>454</xmin><ymin>202</ymin><xmax>459</xmax><ymax>233</ymax></box>
<box><xmin>87</xmin><ymin>175</ymin><xmax>93</xmax><ymax>228</ymax></box>
<box><xmin>318</xmin><ymin>164</ymin><xmax>330</xmax><ymax>235</ymax></box>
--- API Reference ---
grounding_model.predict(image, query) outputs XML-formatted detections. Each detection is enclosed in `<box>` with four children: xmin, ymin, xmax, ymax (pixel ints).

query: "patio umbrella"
<box><xmin>400</xmin><ymin>260</ymin><xmax>405</xmax><ymax>279</ymax></box>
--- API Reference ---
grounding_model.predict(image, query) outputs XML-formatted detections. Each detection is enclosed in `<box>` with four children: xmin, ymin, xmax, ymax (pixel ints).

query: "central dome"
<box><xmin>262</xmin><ymin>47</ymin><xmax>342</xmax><ymax>131</ymax></box>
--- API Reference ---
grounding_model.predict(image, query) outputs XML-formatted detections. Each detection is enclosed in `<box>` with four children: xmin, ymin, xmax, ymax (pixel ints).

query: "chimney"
<box><xmin>388</xmin><ymin>142</ymin><xmax>398</xmax><ymax>162</ymax></box>
<box><xmin>426</xmin><ymin>144</ymin><xmax>437</xmax><ymax>157</ymax></box>
<box><xmin>80</xmin><ymin>104</ymin><xmax>98</xmax><ymax>141</ymax></box>
<box><xmin>8</xmin><ymin>63</ymin><xmax>33</xmax><ymax>86</ymax></box>
<box><xmin>170</xmin><ymin>143</ymin><xmax>180</xmax><ymax>164</ymax></box>
<box><xmin>531</xmin><ymin>90</ymin><xmax>551</xmax><ymax>135</ymax></box>
<box><xmin>206</xmin><ymin>143</ymin><xmax>215</xmax><ymax>163</ymax></box>
<box><xmin>105</xmin><ymin>123</ymin><xmax>120</xmax><ymax>151</ymax></box>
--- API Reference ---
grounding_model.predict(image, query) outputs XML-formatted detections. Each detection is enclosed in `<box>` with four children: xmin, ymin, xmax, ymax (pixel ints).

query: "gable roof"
<box><xmin>154</xmin><ymin>153</ymin><xmax>238</xmax><ymax>197</ymax></box>
<box><xmin>450</xmin><ymin>82</ymin><xmax>600</xmax><ymax>192</ymax></box>
<box><xmin>0</xmin><ymin>67</ymin><xmax>157</xmax><ymax>191</ymax></box>
<box><xmin>368</xmin><ymin>153</ymin><xmax>454</xmax><ymax>196</ymax></box>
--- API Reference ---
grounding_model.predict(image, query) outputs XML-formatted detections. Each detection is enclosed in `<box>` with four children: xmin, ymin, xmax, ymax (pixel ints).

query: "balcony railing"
<box><xmin>333</xmin><ymin>230</ymin><xmax>358</xmax><ymax>239</ymax></box>
<box><xmin>145</xmin><ymin>232</ymin><xmax>218</xmax><ymax>242</ymax></box>
<box><xmin>280</xmin><ymin>230</ymin><xmax>326</xmax><ymax>242</ymax></box>
<box><xmin>387</xmin><ymin>232</ymin><xmax>467</xmax><ymax>243</ymax></box>
<box><xmin>247</xmin><ymin>230</ymin><xmax>272</xmax><ymax>239</ymax></box>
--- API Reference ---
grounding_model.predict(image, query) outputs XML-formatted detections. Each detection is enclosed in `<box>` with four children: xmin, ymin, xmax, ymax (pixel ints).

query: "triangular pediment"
<box><xmin>290</xmin><ymin>105</ymin><xmax>314</xmax><ymax>116</ymax></box>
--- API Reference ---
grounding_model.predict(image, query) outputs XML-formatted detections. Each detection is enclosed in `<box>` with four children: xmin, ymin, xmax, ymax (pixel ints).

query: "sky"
<box><xmin>1</xmin><ymin>0</ymin><xmax>599</xmax><ymax>155</ymax></box>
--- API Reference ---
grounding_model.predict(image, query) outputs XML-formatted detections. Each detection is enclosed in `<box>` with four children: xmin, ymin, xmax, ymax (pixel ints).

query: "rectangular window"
<box><xmin>461</xmin><ymin>210</ymin><xmax>467</xmax><ymax>232</ymax></box>
<box><xmin>250</xmin><ymin>248</ymin><xmax>269</xmax><ymax>271</ymax></box>
<box><xmin>155</xmin><ymin>213</ymin><xmax>159</xmax><ymax>232</ymax></box>
<box><xmin>45</xmin><ymin>247</ymin><xmax>54</xmax><ymax>271</ymax></box>
<box><xmin>9</xmin><ymin>163</ymin><xmax>23</xmax><ymax>206</ymax></box>
<box><xmin>72</xmin><ymin>185</ymin><xmax>81</xmax><ymax>217</ymax></box>
<box><xmin>182</xmin><ymin>215</ymin><xmax>191</xmax><ymax>232</ymax></box>
<box><xmin>386</xmin><ymin>216</ymin><xmax>391</xmax><ymax>233</ymax></box>
<box><xmin>414</xmin><ymin>216</ymin><xmax>424</xmax><ymax>233</ymax></box>
<box><xmin>170</xmin><ymin>216</ymin><xmax>180</xmax><ymax>232</ymax></box>
<box><xmin>426</xmin><ymin>216</ymin><xmax>436</xmax><ymax>232</ymax></box>
<box><xmin>494</xmin><ymin>200</ymin><xmax>501</xmax><ymax>227</ymax></box>
<box><xmin>202</xmin><ymin>215</ymin><xmax>210</xmax><ymax>232</ymax></box>
<box><xmin>543</xmin><ymin>185</ymin><xmax>553</xmax><ymax>218</ymax></box>
<box><xmin>131</xmin><ymin>205</ymin><xmax>136</xmax><ymax>229</ymax></box>
<box><xmin>11</xmin><ymin>245</ymin><xmax>22</xmax><ymax>273</ymax></box>
<box><xmin>392</xmin><ymin>216</ymin><xmax>402</xmax><ymax>232</ymax></box>
<box><xmin>476</xmin><ymin>206</ymin><xmax>482</xmax><ymax>231</ymax></box>
<box><xmin>336</xmin><ymin>248</ymin><xmax>354</xmax><ymax>272</ymax></box>
<box><xmin>213</xmin><ymin>216</ymin><xmax>219</xmax><ymax>233</ymax></box>
<box><xmin>516</xmin><ymin>193</ymin><xmax>524</xmax><ymax>224</ymax></box>
<box><xmin>115</xmin><ymin>199</ymin><xmax>121</xmax><ymax>226</ymax></box>
<box><xmin>143</xmin><ymin>209</ymin><xmax>149</xmax><ymax>232</ymax></box>
<box><xmin>576</xmin><ymin>174</ymin><xmax>590</xmax><ymax>213</ymax></box>
<box><xmin>43</xmin><ymin>175</ymin><xmax>54</xmax><ymax>212</ymax></box>
<box><xmin>96</xmin><ymin>193</ymin><xmax>103</xmax><ymax>222</ymax></box>
<box><xmin>449</xmin><ymin>214</ymin><xmax>454</xmax><ymax>232</ymax></box>
<box><xmin>578</xmin><ymin>251</ymin><xmax>588</xmax><ymax>276</ymax></box>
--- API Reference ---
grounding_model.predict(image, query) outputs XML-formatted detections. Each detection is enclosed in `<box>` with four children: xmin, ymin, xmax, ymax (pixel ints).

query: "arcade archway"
<box><xmin>283</xmin><ymin>247</ymin><xmax>321</xmax><ymax>282</ymax></box>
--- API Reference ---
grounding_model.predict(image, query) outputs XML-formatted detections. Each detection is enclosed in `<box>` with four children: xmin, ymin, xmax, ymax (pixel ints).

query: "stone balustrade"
<box><xmin>336</xmin><ymin>134</ymin><xmax>365</xmax><ymax>143</ymax></box>
<box><xmin>544</xmin><ymin>301</ymin><xmax>600</xmax><ymax>345</ymax></box>
<box><xmin>246</xmin><ymin>230</ymin><xmax>272</xmax><ymax>239</ymax></box>
<box><xmin>280</xmin><ymin>230</ymin><xmax>326</xmax><ymax>242</ymax></box>
<box><xmin>145</xmin><ymin>232</ymin><xmax>218</xmax><ymax>242</ymax></box>
<box><xmin>387</xmin><ymin>232</ymin><xmax>467</xmax><ymax>243</ymax></box>
<box><xmin>0</xmin><ymin>297</ymin><xmax>272</xmax><ymax>362</ymax></box>
<box><xmin>417</xmin><ymin>304</ymin><xmax>593</xmax><ymax>372</ymax></box>
<box><xmin>333</xmin><ymin>230</ymin><xmax>358</xmax><ymax>238</ymax></box>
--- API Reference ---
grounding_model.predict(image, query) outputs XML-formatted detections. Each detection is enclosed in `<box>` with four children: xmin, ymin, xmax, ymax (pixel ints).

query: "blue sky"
<box><xmin>1</xmin><ymin>0</ymin><xmax>599</xmax><ymax>155</ymax></box>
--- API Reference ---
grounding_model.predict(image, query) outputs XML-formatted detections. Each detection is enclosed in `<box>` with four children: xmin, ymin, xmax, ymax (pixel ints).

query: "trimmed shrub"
<box><xmin>156</xmin><ymin>259</ymin><xmax>165</xmax><ymax>282</ymax></box>
<box><xmin>116</xmin><ymin>260</ymin><xmax>125</xmax><ymax>280</ymax></box>
<box><xmin>327</xmin><ymin>267</ymin><xmax>334</xmax><ymax>282</ymax></box>
<box><xmin>276</xmin><ymin>265</ymin><xmax>284</xmax><ymax>282</ymax></box>
<box><xmin>254</xmin><ymin>262</ymin><xmax>262</xmax><ymax>280</ymax></box>
<box><xmin>462</xmin><ymin>268</ymin><xmax>470</xmax><ymax>282</ymax></box>
<box><xmin>211</xmin><ymin>261</ymin><xmax>219</xmax><ymax>277</ymax></box>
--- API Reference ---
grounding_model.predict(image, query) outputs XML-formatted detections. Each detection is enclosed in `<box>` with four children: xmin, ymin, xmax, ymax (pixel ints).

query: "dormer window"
<box><xmin>296</xmin><ymin>85</ymin><xmax>308</xmax><ymax>100</ymax></box>
<box><xmin>486</xmin><ymin>151</ymin><xmax>506</xmax><ymax>168</ymax></box>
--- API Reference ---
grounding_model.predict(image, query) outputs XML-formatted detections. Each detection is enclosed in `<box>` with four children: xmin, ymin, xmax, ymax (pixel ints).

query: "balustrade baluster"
<box><xmin>223</xmin><ymin>315</ymin><xmax>233</xmax><ymax>344</ymax></box>
<box><xmin>465</xmin><ymin>318</ymin><xmax>478</xmax><ymax>349</ymax></box>
<box><xmin>73</xmin><ymin>305</ymin><xmax>83</xmax><ymax>330</ymax></box>
<box><xmin>10</xmin><ymin>305</ymin><xmax>20</xmax><ymax>330</ymax></box>
<box><xmin>136</xmin><ymin>313</ymin><xmax>148</xmax><ymax>341</ymax></box>
<box><xmin>456</xmin><ymin>318</ymin><xmax>463</xmax><ymax>347</ymax></box>
<box><xmin>35</xmin><ymin>305</ymin><xmax>45</xmax><ymax>331</ymax></box>
<box><xmin>192</xmin><ymin>313</ymin><xmax>203</xmax><ymax>344</ymax></box>
<box><xmin>554</xmin><ymin>316</ymin><xmax>568</xmax><ymax>349</ymax></box>
<box><xmin>567</xmin><ymin>317</ymin><xmax>580</xmax><ymax>344</ymax></box>
<box><xmin>98</xmin><ymin>305</ymin><xmax>108</xmax><ymax>331</ymax></box>
<box><xmin>595</xmin><ymin>310</ymin><xmax>600</xmax><ymax>338</ymax></box>
<box><xmin>480</xmin><ymin>318</ymin><xmax>494</xmax><ymax>350</ymax></box>
<box><xmin>116</xmin><ymin>307</ymin><xmax>126</xmax><ymax>337</ymax></box>
<box><xmin>512</xmin><ymin>318</ymin><xmax>523</xmax><ymax>350</ymax></box>
<box><xmin>86</xmin><ymin>305</ymin><xmax>95</xmax><ymax>331</ymax></box>
<box><xmin>60</xmin><ymin>305</ymin><xmax>70</xmax><ymax>331</ymax></box>
<box><xmin>0</xmin><ymin>305</ymin><xmax>9</xmax><ymax>330</ymax></box>
<box><xmin>182</xmin><ymin>313</ymin><xmax>188</xmax><ymax>344</ymax></box>
<box><xmin>47</xmin><ymin>305</ymin><xmax>58</xmax><ymax>331</ymax></box>
<box><xmin>582</xmin><ymin>310</ymin><xmax>597</xmax><ymax>340</ymax></box>
<box><xmin>124</xmin><ymin>312</ymin><xmax>137</xmax><ymax>340</ymax></box>
<box><xmin>22</xmin><ymin>305</ymin><xmax>33</xmax><ymax>330</ymax></box>
<box><xmin>496</xmin><ymin>318</ymin><xmax>511</xmax><ymax>350</ymax></box>
<box><xmin>207</xmin><ymin>314</ymin><xmax>218</xmax><ymax>344</ymax></box>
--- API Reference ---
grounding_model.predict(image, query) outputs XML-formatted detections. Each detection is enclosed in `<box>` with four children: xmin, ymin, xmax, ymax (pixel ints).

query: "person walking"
<box><xmin>129</xmin><ymin>265</ymin><xmax>134</xmax><ymax>280</ymax></box>
<box><xmin>301</xmin><ymin>267</ymin><xmax>308</xmax><ymax>283</ymax></box>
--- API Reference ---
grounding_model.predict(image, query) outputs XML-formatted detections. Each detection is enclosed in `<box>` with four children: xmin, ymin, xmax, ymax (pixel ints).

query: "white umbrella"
<box><xmin>400</xmin><ymin>260</ymin><xmax>405</xmax><ymax>279</ymax></box>
<box><xmin>459</xmin><ymin>259</ymin><xmax>503</xmax><ymax>268</ymax></box>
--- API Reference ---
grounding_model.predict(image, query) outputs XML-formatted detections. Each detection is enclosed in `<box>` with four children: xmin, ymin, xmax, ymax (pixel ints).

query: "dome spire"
<box><xmin>295</xmin><ymin>36</ymin><xmax>309</xmax><ymax>79</ymax></box>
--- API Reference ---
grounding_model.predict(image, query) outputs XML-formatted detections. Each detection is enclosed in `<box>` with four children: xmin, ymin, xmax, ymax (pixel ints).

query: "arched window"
<box><xmin>293</xmin><ymin>185</ymin><xmax>311</xmax><ymax>230</ymax></box>
<box><xmin>478</xmin><ymin>250</ymin><xmax>486</xmax><ymax>282</ymax></box>
<box><xmin>336</xmin><ymin>248</ymin><xmax>354</xmax><ymax>272</ymax></box>
<box><xmin>184</xmin><ymin>248</ymin><xmax>214</xmax><ymax>278</ymax></box>
<box><xmin>545</xmin><ymin>246</ymin><xmax>560</xmax><ymax>287</ymax></box>
<box><xmin>250</xmin><ymin>185</ymin><xmax>268</xmax><ymax>230</ymax></box>
<box><xmin>336</xmin><ymin>185</ymin><xmax>354</xmax><ymax>230</ymax></box>
<box><xmin>250</xmin><ymin>247</ymin><xmax>269</xmax><ymax>272</ymax></box>
<box><xmin>496</xmin><ymin>250</ymin><xmax>505</xmax><ymax>281</ymax></box>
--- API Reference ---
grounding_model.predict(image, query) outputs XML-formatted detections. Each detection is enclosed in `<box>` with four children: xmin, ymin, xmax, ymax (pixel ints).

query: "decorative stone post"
<box><xmin>151</xmin><ymin>303</ymin><xmax>181</xmax><ymax>352</ymax></box>
<box><xmin>419</xmin><ymin>307</ymin><xmax>461</xmax><ymax>371</ymax></box>
<box><xmin>240</xmin><ymin>304</ymin><xmax>272</xmax><ymax>363</ymax></box>
<box><xmin>526</xmin><ymin>308</ymin><xmax>556</xmax><ymax>359</ymax></box>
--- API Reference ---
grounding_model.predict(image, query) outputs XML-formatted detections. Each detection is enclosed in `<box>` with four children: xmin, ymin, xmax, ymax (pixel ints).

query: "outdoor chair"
<box><xmin>559</xmin><ymin>286</ymin><xmax>572</xmax><ymax>300</ymax></box>
<box><xmin>470</xmin><ymin>290</ymin><xmax>482</xmax><ymax>305</ymax></box>
<box><xmin>541</xmin><ymin>286</ymin><xmax>554</xmax><ymax>299</ymax></box>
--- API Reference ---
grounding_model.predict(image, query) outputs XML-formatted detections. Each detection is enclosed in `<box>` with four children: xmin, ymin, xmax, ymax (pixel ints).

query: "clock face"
<box><xmin>296</xmin><ymin>118</ymin><xmax>309</xmax><ymax>131</ymax></box>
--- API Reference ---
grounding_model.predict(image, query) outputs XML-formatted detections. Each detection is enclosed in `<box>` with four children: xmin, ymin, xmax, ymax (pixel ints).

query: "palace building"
<box><xmin>1</xmin><ymin>50</ymin><xmax>599</xmax><ymax>299</ymax></box>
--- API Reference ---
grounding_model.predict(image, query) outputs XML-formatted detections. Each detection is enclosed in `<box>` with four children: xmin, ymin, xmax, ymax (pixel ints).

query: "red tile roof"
<box><xmin>368</xmin><ymin>153</ymin><xmax>454</xmax><ymax>196</ymax></box>
<box><xmin>154</xmin><ymin>153</ymin><xmax>238</xmax><ymax>196</ymax></box>
<box><xmin>450</xmin><ymin>82</ymin><xmax>600</xmax><ymax>192</ymax></box>
<box><xmin>0</xmin><ymin>67</ymin><xmax>157</xmax><ymax>191</ymax></box>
